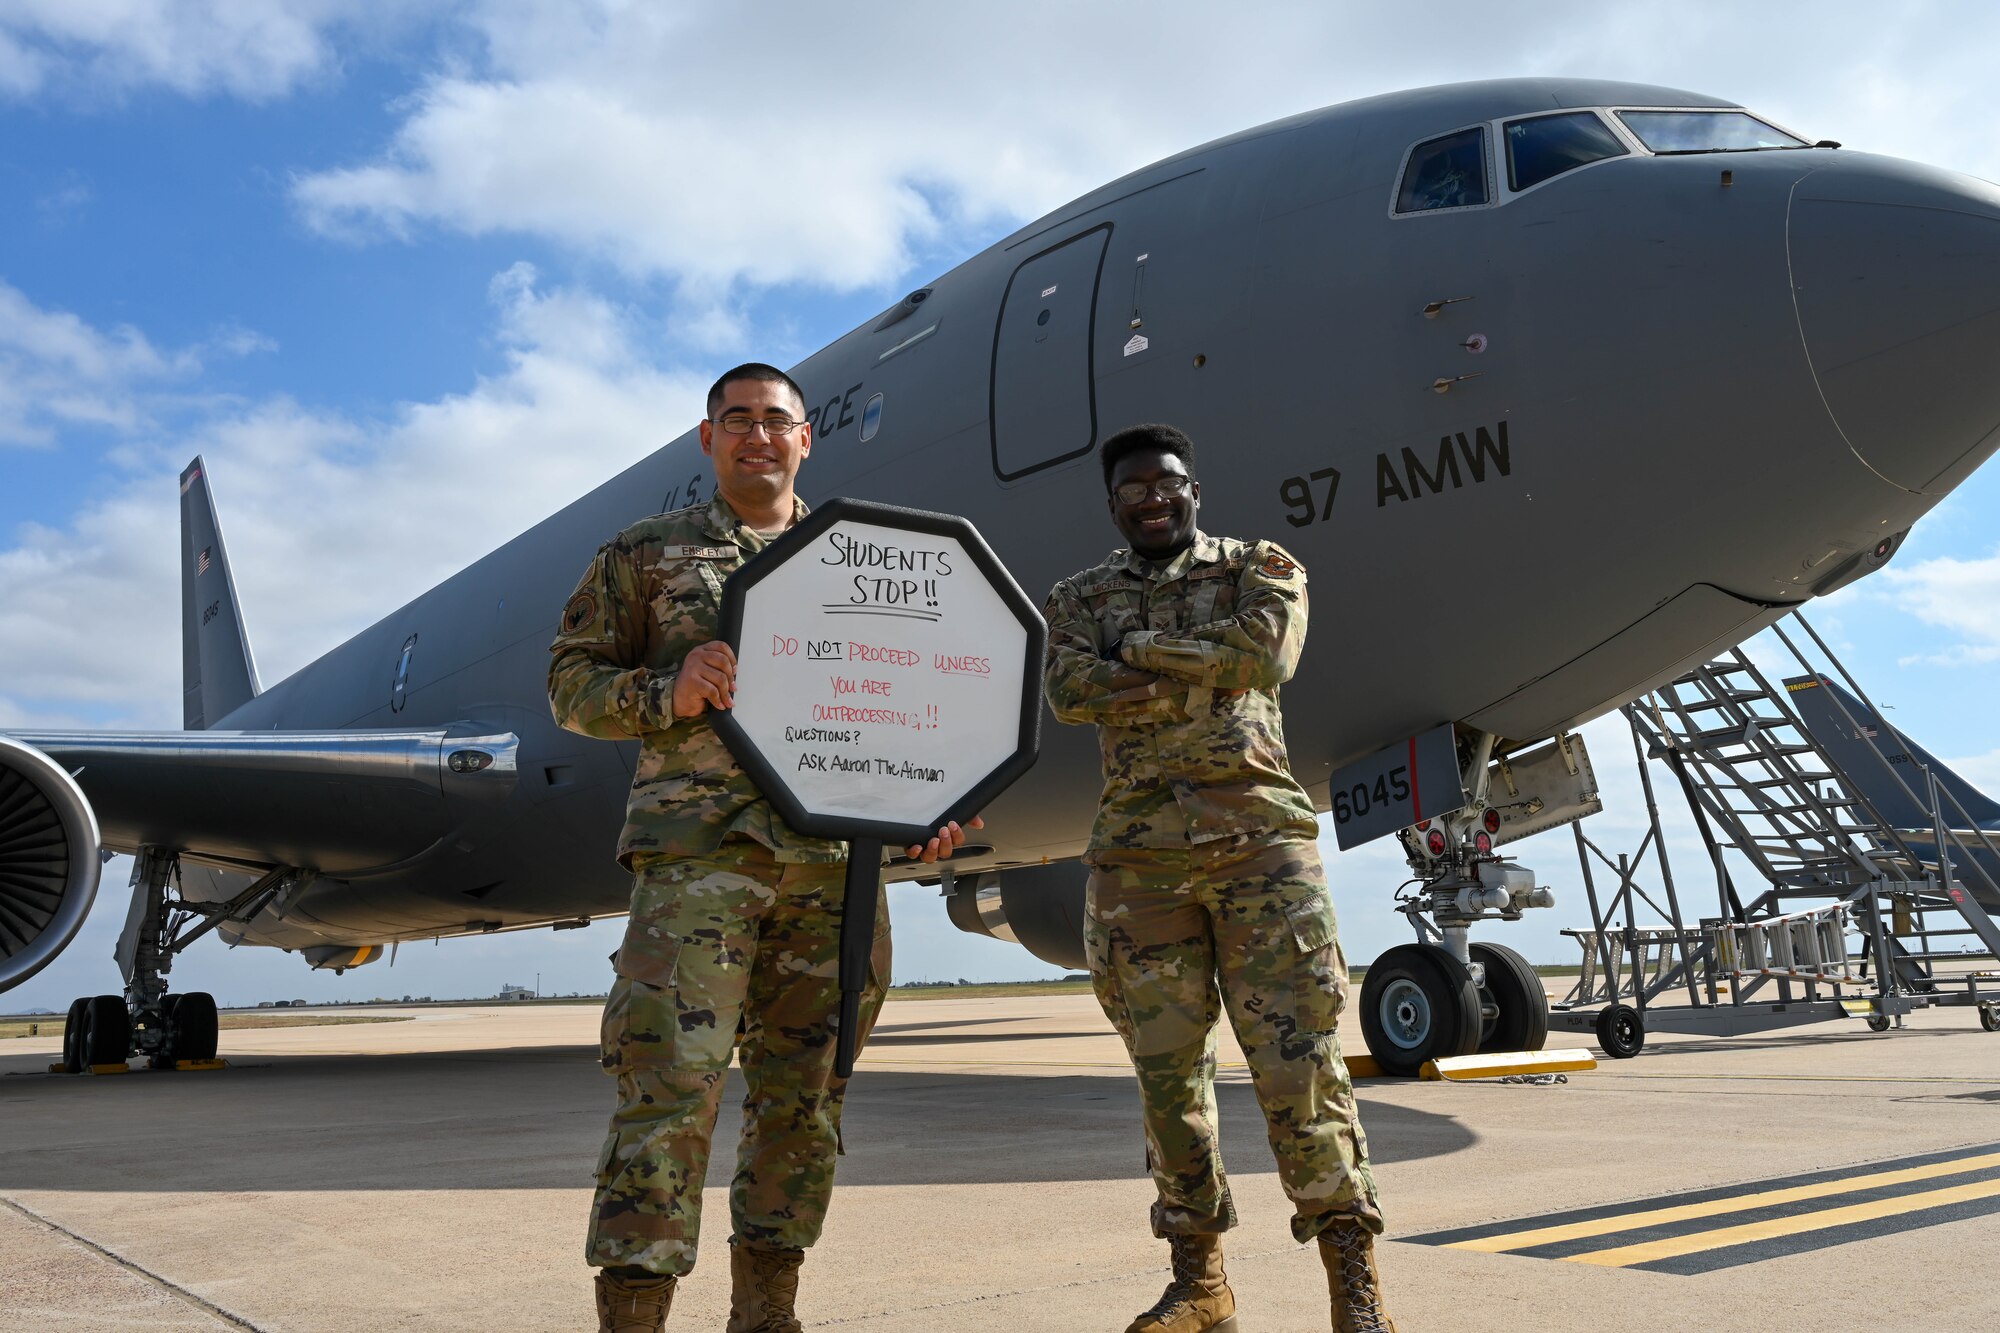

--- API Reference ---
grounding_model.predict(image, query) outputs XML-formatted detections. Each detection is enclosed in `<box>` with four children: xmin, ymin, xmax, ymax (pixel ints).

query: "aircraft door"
<box><xmin>990</xmin><ymin>224</ymin><xmax>1112</xmax><ymax>480</ymax></box>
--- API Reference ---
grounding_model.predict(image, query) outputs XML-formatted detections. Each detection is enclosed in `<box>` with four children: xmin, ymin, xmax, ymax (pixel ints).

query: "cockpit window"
<box><xmin>1504</xmin><ymin>112</ymin><xmax>1629</xmax><ymax>191</ymax></box>
<box><xmin>1396</xmin><ymin>127</ymin><xmax>1490</xmax><ymax>213</ymax></box>
<box><xmin>1615</xmin><ymin>110</ymin><xmax>1806</xmax><ymax>154</ymax></box>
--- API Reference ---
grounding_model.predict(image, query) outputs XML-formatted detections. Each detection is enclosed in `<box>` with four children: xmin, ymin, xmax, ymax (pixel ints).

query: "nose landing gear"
<box><xmin>1358</xmin><ymin>943</ymin><xmax>1482</xmax><ymax>1076</ymax></box>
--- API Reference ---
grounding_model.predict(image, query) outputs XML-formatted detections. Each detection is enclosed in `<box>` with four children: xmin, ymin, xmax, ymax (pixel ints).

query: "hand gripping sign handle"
<box><xmin>834</xmin><ymin>837</ymin><xmax>884</xmax><ymax>1079</ymax></box>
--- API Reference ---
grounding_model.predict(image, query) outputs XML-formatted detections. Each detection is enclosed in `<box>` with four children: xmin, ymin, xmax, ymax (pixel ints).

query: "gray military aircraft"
<box><xmin>7</xmin><ymin>78</ymin><xmax>2000</xmax><ymax>1075</ymax></box>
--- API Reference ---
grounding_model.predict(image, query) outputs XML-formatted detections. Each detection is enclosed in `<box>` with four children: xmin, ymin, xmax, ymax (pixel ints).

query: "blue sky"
<box><xmin>6</xmin><ymin>2</ymin><xmax>2000</xmax><ymax>1012</ymax></box>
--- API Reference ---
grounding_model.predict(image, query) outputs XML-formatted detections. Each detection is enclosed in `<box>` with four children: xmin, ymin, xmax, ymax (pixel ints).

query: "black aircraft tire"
<box><xmin>1358</xmin><ymin>943</ymin><xmax>1482</xmax><ymax>1077</ymax></box>
<box><xmin>172</xmin><ymin>993</ymin><xmax>220</xmax><ymax>1062</ymax></box>
<box><xmin>82</xmin><ymin>995</ymin><xmax>130</xmax><ymax>1067</ymax></box>
<box><xmin>62</xmin><ymin>997</ymin><xmax>89</xmax><ymax>1073</ymax></box>
<box><xmin>1595</xmin><ymin>1003</ymin><xmax>1645</xmax><ymax>1059</ymax></box>
<box><xmin>1469</xmin><ymin>941</ymin><xmax>1550</xmax><ymax>1054</ymax></box>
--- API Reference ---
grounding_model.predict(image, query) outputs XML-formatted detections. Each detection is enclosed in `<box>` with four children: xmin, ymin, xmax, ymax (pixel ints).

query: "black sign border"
<box><xmin>712</xmin><ymin>496</ymin><xmax>1045</xmax><ymax>847</ymax></box>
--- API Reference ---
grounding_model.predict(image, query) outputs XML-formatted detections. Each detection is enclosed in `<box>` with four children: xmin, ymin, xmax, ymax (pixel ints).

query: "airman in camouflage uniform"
<box><xmin>1043</xmin><ymin>423</ymin><xmax>1395</xmax><ymax>1333</ymax></box>
<box><xmin>551</xmin><ymin>363</ymin><xmax>974</xmax><ymax>1333</ymax></box>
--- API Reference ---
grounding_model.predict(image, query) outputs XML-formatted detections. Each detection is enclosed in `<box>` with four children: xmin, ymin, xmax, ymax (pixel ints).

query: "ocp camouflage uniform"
<box><xmin>550</xmin><ymin>495</ymin><xmax>889</xmax><ymax>1278</ymax></box>
<box><xmin>1043</xmin><ymin>532</ymin><xmax>1383</xmax><ymax>1243</ymax></box>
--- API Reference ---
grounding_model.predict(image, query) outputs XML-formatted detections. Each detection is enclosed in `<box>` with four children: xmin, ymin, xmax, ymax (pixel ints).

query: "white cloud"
<box><xmin>0</xmin><ymin>0</ymin><xmax>368</xmax><ymax>101</ymax></box>
<box><xmin>0</xmin><ymin>279</ymin><xmax>200</xmax><ymax>447</ymax></box>
<box><xmin>0</xmin><ymin>264</ymin><xmax>703</xmax><ymax>729</ymax></box>
<box><xmin>280</xmin><ymin>1</ymin><xmax>2000</xmax><ymax>307</ymax></box>
<box><xmin>1948</xmin><ymin>747</ymin><xmax>2000</xmax><ymax>795</ymax></box>
<box><xmin>13</xmin><ymin>2</ymin><xmax>2000</xmax><ymax>311</ymax></box>
<box><xmin>33</xmin><ymin>173</ymin><xmax>91</xmax><ymax>226</ymax></box>
<box><xmin>1881</xmin><ymin>549</ymin><xmax>2000</xmax><ymax>665</ymax></box>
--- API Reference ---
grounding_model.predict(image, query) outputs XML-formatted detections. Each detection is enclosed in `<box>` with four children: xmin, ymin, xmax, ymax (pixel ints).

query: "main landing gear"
<box><xmin>58</xmin><ymin>847</ymin><xmax>298</xmax><ymax>1073</ymax></box>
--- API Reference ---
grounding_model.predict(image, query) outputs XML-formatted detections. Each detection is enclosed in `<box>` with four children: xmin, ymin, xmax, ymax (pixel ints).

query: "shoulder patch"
<box><xmin>1258</xmin><ymin>550</ymin><xmax>1300</xmax><ymax>580</ymax></box>
<box><xmin>560</xmin><ymin>590</ymin><xmax>599</xmax><ymax>636</ymax></box>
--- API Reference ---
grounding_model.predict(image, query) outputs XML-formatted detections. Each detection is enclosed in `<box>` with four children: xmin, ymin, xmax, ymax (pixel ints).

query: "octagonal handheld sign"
<box><xmin>711</xmin><ymin>497</ymin><xmax>1045</xmax><ymax>1075</ymax></box>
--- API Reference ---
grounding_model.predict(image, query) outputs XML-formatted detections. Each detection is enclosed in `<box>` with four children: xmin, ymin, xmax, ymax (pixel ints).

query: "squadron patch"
<box><xmin>561</xmin><ymin>590</ymin><xmax>599</xmax><ymax>636</ymax></box>
<box><xmin>1259</xmin><ymin>551</ymin><xmax>1300</xmax><ymax>580</ymax></box>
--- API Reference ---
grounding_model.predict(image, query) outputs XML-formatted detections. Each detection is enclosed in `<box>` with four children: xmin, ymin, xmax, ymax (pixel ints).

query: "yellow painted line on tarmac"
<box><xmin>1564</xmin><ymin>1176</ymin><xmax>2000</xmax><ymax>1267</ymax></box>
<box><xmin>1445</xmin><ymin>1150</ymin><xmax>2000</xmax><ymax>1253</ymax></box>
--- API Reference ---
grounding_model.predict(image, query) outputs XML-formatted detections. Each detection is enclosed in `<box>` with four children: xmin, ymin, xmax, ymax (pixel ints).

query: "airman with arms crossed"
<box><xmin>1042</xmin><ymin>422</ymin><xmax>1396</xmax><ymax>1333</ymax></box>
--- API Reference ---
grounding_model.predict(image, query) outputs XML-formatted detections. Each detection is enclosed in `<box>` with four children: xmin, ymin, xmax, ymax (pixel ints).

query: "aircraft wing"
<box><xmin>8</xmin><ymin>728</ymin><xmax>519</xmax><ymax>876</ymax></box>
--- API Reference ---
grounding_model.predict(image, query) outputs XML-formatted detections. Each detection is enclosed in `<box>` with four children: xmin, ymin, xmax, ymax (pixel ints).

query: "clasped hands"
<box><xmin>670</xmin><ymin>639</ymin><xmax>984</xmax><ymax>863</ymax></box>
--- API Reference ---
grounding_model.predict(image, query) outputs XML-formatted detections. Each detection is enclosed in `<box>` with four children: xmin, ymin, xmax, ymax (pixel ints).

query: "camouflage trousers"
<box><xmin>587</xmin><ymin>840</ymin><xmax>889</xmax><ymax>1276</ymax></box>
<box><xmin>1085</xmin><ymin>834</ymin><xmax>1383</xmax><ymax>1242</ymax></box>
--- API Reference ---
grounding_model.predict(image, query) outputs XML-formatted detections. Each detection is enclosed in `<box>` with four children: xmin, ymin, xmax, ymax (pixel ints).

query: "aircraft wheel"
<box><xmin>1359</xmin><ymin>943</ymin><xmax>1481</xmax><ymax>1077</ymax></box>
<box><xmin>1866</xmin><ymin>1014</ymin><xmax>1892</xmax><ymax>1033</ymax></box>
<box><xmin>1978</xmin><ymin>1005</ymin><xmax>1999</xmax><ymax>1033</ymax></box>
<box><xmin>1469</xmin><ymin>941</ymin><xmax>1549</xmax><ymax>1054</ymax></box>
<box><xmin>171</xmin><ymin>993</ymin><xmax>220</xmax><ymax>1062</ymax></box>
<box><xmin>1595</xmin><ymin>1003</ymin><xmax>1644</xmax><ymax>1059</ymax></box>
<box><xmin>82</xmin><ymin>995</ymin><xmax>130</xmax><ymax>1067</ymax></box>
<box><xmin>61</xmin><ymin>997</ymin><xmax>89</xmax><ymax>1073</ymax></box>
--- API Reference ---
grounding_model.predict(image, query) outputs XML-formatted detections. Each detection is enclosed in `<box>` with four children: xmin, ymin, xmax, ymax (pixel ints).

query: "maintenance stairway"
<box><xmin>1552</xmin><ymin>613</ymin><xmax>2000</xmax><ymax>1049</ymax></box>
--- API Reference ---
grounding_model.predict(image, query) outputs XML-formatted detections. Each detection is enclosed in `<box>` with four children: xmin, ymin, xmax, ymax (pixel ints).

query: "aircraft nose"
<box><xmin>1791</xmin><ymin>157</ymin><xmax>2000</xmax><ymax>494</ymax></box>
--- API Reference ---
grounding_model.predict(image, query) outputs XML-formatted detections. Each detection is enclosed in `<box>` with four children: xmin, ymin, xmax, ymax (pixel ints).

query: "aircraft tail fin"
<box><xmin>180</xmin><ymin>457</ymin><xmax>261</xmax><ymax>730</ymax></box>
<box><xmin>1785</xmin><ymin>674</ymin><xmax>2000</xmax><ymax>829</ymax></box>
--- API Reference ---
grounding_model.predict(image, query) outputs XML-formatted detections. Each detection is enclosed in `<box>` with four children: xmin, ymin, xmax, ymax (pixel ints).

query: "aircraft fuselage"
<box><xmin>130</xmin><ymin>78</ymin><xmax>2000</xmax><ymax>948</ymax></box>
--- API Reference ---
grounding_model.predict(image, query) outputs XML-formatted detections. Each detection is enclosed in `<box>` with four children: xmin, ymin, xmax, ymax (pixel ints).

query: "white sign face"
<box><xmin>730</xmin><ymin>518</ymin><xmax>1031</xmax><ymax>828</ymax></box>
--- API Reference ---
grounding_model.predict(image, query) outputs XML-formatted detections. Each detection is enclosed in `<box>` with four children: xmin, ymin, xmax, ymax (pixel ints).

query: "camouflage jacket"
<box><xmin>548</xmin><ymin>495</ymin><xmax>844</xmax><ymax>867</ymax></box>
<box><xmin>1042</xmin><ymin>532</ymin><xmax>1319</xmax><ymax>850</ymax></box>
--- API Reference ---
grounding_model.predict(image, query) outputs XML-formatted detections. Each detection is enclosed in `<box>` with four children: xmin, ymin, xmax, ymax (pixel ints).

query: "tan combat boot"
<box><xmin>1124</xmin><ymin>1232</ymin><xmax>1238</xmax><ymax>1333</ymax></box>
<box><xmin>1318</xmin><ymin>1220</ymin><xmax>1397</xmax><ymax>1332</ymax></box>
<box><xmin>595</xmin><ymin>1269</ymin><xmax>675</xmax><ymax>1332</ymax></box>
<box><xmin>726</xmin><ymin>1238</ymin><xmax>805</xmax><ymax>1333</ymax></box>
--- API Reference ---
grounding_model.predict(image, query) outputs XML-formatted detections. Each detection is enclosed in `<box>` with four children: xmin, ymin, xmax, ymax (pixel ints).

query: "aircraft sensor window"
<box><xmin>1504</xmin><ymin>111</ymin><xmax>1628</xmax><ymax>191</ymax></box>
<box><xmin>1395</xmin><ymin>127</ymin><xmax>1489</xmax><ymax>213</ymax></box>
<box><xmin>1615</xmin><ymin>110</ymin><xmax>1806</xmax><ymax>154</ymax></box>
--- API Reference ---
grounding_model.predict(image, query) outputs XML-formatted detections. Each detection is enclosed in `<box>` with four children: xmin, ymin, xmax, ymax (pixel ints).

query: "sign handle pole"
<box><xmin>834</xmin><ymin>837</ymin><xmax>884</xmax><ymax>1079</ymax></box>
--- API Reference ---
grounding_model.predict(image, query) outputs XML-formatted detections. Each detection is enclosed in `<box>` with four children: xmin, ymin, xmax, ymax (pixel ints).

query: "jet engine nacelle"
<box><xmin>944</xmin><ymin>863</ymin><xmax>1087</xmax><ymax>971</ymax></box>
<box><xmin>0</xmin><ymin>736</ymin><xmax>104</xmax><ymax>993</ymax></box>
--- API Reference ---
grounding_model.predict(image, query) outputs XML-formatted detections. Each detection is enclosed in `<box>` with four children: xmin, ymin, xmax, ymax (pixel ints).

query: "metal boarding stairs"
<box><xmin>1553</xmin><ymin>613</ymin><xmax>2000</xmax><ymax>1046</ymax></box>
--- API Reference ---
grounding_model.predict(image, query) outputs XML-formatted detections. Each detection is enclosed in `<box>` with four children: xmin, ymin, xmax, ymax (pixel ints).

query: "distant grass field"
<box><xmin>885</xmin><ymin>965</ymin><xmax>1582</xmax><ymax>1004</ymax></box>
<box><xmin>886</xmin><ymin>979</ymin><xmax>1096</xmax><ymax>1001</ymax></box>
<box><xmin>0</xmin><ymin>1013</ymin><xmax>413</xmax><ymax>1040</ymax></box>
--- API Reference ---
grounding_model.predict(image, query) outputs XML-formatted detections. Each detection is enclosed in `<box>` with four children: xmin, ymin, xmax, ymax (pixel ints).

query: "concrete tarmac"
<box><xmin>3</xmin><ymin>993</ymin><xmax>1997</xmax><ymax>1331</ymax></box>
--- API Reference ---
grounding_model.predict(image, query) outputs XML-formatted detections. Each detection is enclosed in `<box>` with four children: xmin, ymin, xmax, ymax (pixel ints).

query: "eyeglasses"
<box><xmin>712</xmin><ymin>415</ymin><xmax>805</xmax><ymax>437</ymax></box>
<box><xmin>1112</xmin><ymin>474</ymin><xmax>1193</xmax><ymax>506</ymax></box>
